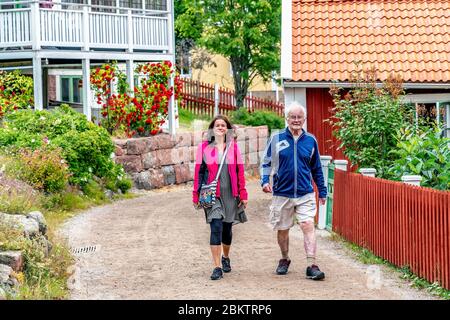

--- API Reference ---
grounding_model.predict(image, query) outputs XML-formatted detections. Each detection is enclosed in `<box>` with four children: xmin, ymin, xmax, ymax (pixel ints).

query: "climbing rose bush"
<box><xmin>91</xmin><ymin>61</ymin><xmax>182</xmax><ymax>137</ymax></box>
<box><xmin>0</xmin><ymin>70</ymin><xmax>34</xmax><ymax>118</ymax></box>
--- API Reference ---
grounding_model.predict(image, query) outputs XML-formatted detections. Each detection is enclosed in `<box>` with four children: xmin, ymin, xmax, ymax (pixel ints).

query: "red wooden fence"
<box><xmin>332</xmin><ymin>170</ymin><xmax>450</xmax><ymax>290</ymax></box>
<box><xmin>180</xmin><ymin>78</ymin><xmax>284</xmax><ymax>117</ymax></box>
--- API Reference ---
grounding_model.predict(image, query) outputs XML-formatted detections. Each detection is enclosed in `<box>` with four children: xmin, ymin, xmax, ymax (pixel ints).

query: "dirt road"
<box><xmin>60</xmin><ymin>179</ymin><xmax>436</xmax><ymax>300</ymax></box>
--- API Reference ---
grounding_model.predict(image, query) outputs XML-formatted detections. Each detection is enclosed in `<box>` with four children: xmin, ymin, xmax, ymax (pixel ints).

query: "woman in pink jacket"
<box><xmin>193</xmin><ymin>115</ymin><xmax>248</xmax><ymax>280</ymax></box>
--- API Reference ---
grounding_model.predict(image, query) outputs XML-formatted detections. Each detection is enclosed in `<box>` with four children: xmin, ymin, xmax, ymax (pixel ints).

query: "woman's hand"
<box><xmin>238</xmin><ymin>199</ymin><xmax>248</xmax><ymax>209</ymax></box>
<box><xmin>193</xmin><ymin>202</ymin><xmax>201</xmax><ymax>210</ymax></box>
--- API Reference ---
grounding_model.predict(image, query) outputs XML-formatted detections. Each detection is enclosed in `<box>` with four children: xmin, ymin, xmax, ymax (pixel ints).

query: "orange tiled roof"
<box><xmin>291</xmin><ymin>0</ymin><xmax>450</xmax><ymax>83</ymax></box>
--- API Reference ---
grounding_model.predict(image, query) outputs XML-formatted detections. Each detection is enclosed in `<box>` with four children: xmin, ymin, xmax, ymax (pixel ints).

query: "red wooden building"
<box><xmin>281</xmin><ymin>0</ymin><xmax>450</xmax><ymax>160</ymax></box>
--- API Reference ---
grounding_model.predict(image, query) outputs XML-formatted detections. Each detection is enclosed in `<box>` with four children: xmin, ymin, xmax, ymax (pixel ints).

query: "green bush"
<box><xmin>388</xmin><ymin>125</ymin><xmax>450</xmax><ymax>190</ymax></box>
<box><xmin>6</xmin><ymin>147</ymin><xmax>69</xmax><ymax>193</ymax></box>
<box><xmin>230</xmin><ymin>108</ymin><xmax>284</xmax><ymax>132</ymax></box>
<box><xmin>0</xmin><ymin>105</ymin><xmax>127</xmax><ymax>191</ymax></box>
<box><xmin>329</xmin><ymin>67</ymin><xmax>414</xmax><ymax>177</ymax></box>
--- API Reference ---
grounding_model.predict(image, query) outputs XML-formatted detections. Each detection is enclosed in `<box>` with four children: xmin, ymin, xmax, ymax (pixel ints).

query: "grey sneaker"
<box><xmin>306</xmin><ymin>264</ymin><xmax>325</xmax><ymax>280</ymax></box>
<box><xmin>210</xmin><ymin>267</ymin><xmax>223</xmax><ymax>280</ymax></box>
<box><xmin>276</xmin><ymin>259</ymin><xmax>291</xmax><ymax>275</ymax></box>
<box><xmin>222</xmin><ymin>256</ymin><xmax>231</xmax><ymax>273</ymax></box>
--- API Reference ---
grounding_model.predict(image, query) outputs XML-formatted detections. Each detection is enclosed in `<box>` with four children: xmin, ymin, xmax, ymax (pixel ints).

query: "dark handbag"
<box><xmin>198</xmin><ymin>143</ymin><xmax>230</xmax><ymax>209</ymax></box>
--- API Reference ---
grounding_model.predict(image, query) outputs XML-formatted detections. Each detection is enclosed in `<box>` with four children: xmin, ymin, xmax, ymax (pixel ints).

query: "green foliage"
<box><xmin>0</xmin><ymin>222</ymin><xmax>73</xmax><ymax>300</ymax></box>
<box><xmin>0</xmin><ymin>105</ymin><xmax>128</xmax><ymax>190</ymax></box>
<box><xmin>0</xmin><ymin>189</ymin><xmax>42</xmax><ymax>215</ymax></box>
<box><xmin>0</xmin><ymin>70</ymin><xmax>34</xmax><ymax>117</ymax></box>
<box><xmin>230</xmin><ymin>108</ymin><xmax>284</xmax><ymax>132</ymax></box>
<box><xmin>6</xmin><ymin>147</ymin><xmax>69</xmax><ymax>193</ymax></box>
<box><xmin>81</xmin><ymin>179</ymin><xmax>107</xmax><ymax>203</ymax></box>
<box><xmin>329</xmin><ymin>67</ymin><xmax>414</xmax><ymax>177</ymax></box>
<box><xmin>388</xmin><ymin>125</ymin><xmax>450</xmax><ymax>190</ymax></box>
<box><xmin>178</xmin><ymin>107</ymin><xmax>211</xmax><ymax>126</ymax></box>
<box><xmin>331</xmin><ymin>232</ymin><xmax>450</xmax><ymax>300</ymax></box>
<box><xmin>177</xmin><ymin>0</ymin><xmax>281</xmax><ymax>107</ymax></box>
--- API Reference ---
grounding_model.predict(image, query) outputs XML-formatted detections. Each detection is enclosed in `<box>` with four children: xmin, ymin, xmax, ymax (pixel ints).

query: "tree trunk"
<box><xmin>230</xmin><ymin>56</ymin><xmax>250</xmax><ymax>109</ymax></box>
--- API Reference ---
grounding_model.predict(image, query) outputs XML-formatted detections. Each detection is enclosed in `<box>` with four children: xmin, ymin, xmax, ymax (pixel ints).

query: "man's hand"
<box><xmin>262</xmin><ymin>183</ymin><xmax>272</xmax><ymax>193</ymax></box>
<box><xmin>319</xmin><ymin>198</ymin><xmax>326</xmax><ymax>206</ymax></box>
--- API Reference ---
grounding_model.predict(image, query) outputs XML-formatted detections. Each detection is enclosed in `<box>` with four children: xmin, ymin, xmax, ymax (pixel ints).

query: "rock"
<box><xmin>174</xmin><ymin>164</ymin><xmax>192</xmax><ymax>184</ymax></box>
<box><xmin>0</xmin><ymin>213</ymin><xmax>40</xmax><ymax>238</ymax></box>
<box><xmin>37</xmin><ymin>235</ymin><xmax>52</xmax><ymax>258</ymax></box>
<box><xmin>115</xmin><ymin>155</ymin><xmax>143</xmax><ymax>173</ymax></box>
<box><xmin>142</xmin><ymin>151</ymin><xmax>160</xmax><ymax>169</ymax></box>
<box><xmin>104</xmin><ymin>190</ymin><xmax>114</xmax><ymax>199</ymax></box>
<box><xmin>0</xmin><ymin>251</ymin><xmax>24</xmax><ymax>272</ymax></box>
<box><xmin>26</xmin><ymin>211</ymin><xmax>47</xmax><ymax>235</ymax></box>
<box><xmin>148</xmin><ymin>168</ymin><xmax>165</xmax><ymax>189</ymax></box>
<box><xmin>114</xmin><ymin>146</ymin><xmax>125</xmax><ymax>156</ymax></box>
<box><xmin>156</xmin><ymin>133</ymin><xmax>176</xmax><ymax>150</ymax></box>
<box><xmin>156</xmin><ymin>149</ymin><xmax>175</xmax><ymax>166</ymax></box>
<box><xmin>0</xmin><ymin>264</ymin><xmax>13</xmax><ymax>285</ymax></box>
<box><xmin>258</xmin><ymin>137</ymin><xmax>267</xmax><ymax>151</ymax></box>
<box><xmin>170</xmin><ymin>147</ymin><xmax>191</xmax><ymax>165</ymax></box>
<box><xmin>133</xmin><ymin>171</ymin><xmax>152</xmax><ymax>190</ymax></box>
<box><xmin>175</xmin><ymin>132</ymin><xmax>192</xmax><ymax>147</ymax></box>
<box><xmin>112</xmin><ymin>138</ymin><xmax>129</xmax><ymax>149</ymax></box>
<box><xmin>162</xmin><ymin>166</ymin><xmax>176</xmax><ymax>185</ymax></box>
<box><xmin>133</xmin><ymin>169</ymin><xmax>165</xmax><ymax>189</ymax></box>
<box><xmin>126</xmin><ymin>137</ymin><xmax>153</xmax><ymax>155</ymax></box>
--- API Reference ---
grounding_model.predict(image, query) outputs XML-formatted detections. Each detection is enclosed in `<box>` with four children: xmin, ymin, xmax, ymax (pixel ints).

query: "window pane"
<box><xmin>72</xmin><ymin>78</ymin><xmax>81</xmax><ymax>103</ymax></box>
<box><xmin>61</xmin><ymin>78</ymin><xmax>70</xmax><ymax>102</ymax></box>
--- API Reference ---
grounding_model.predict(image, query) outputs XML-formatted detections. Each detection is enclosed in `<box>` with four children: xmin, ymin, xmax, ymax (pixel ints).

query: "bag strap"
<box><xmin>214</xmin><ymin>142</ymin><xmax>230</xmax><ymax>181</ymax></box>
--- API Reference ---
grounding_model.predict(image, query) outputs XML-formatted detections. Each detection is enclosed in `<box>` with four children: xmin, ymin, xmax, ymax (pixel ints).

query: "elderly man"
<box><xmin>260</xmin><ymin>101</ymin><xmax>327</xmax><ymax>280</ymax></box>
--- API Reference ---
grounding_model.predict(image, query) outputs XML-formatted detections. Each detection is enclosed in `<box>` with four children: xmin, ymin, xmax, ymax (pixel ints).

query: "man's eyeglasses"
<box><xmin>287</xmin><ymin>115</ymin><xmax>305</xmax><ymax>120</ymax></box>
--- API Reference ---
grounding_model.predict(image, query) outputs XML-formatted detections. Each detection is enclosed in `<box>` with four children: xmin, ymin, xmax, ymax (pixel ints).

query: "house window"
<box><xmin>60</xmin><ymin>76</ymin><xmax>82</xmax><ymax>103</ymax></box>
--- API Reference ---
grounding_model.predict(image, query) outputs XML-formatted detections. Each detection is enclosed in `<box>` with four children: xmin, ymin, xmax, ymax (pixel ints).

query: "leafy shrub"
<box><xmin>329</xmin><ymin>66</ymin><xmax>414</xmax><ymax>177</ymax></box>
<box><xmin>7</xmin><ymin>147</ymin><xmax>69</xmax><ymax>193</ymax></box>
<box><xmin>0</xmin><ymin>105</ymin><xmax>128</xmax><ymax>191</ymax></box>
<box><xmin>0</xmin><ymin>70</ymin><xmax>34</xmax><ymax>118</ymax></box>
<box><xmin>388</xmin><ymin>125</ymin><xmax>450</xmax><ymax>190</ymax></box>
<box><xmin>230</xmin><ymin>108</ymin><xmax>284</xmax><ymax>132</ymax></box>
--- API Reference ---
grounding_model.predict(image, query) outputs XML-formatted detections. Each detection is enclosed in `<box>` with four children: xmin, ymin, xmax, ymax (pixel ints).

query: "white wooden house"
<box><xmin>0</xmin><ymin>0</ymin><xmax>177</xmax><ymax>133</ymax></box>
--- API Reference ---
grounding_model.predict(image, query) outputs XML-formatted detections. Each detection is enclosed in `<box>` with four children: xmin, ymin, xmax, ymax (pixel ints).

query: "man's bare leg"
<box><xmin>300</xmin><ymin>220</ymin><xmax>317</xmax><ymax>266</ymax></box>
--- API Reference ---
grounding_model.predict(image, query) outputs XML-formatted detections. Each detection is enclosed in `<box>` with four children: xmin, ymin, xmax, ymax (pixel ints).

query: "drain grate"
<box><xmin>71</xmin><ymin>245</ymin><xmax>99</xmax><ymax>255</ymax></box>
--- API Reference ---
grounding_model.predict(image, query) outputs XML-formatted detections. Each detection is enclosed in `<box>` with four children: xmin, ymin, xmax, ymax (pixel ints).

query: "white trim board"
<box><xmin>283</xmin><ymin>81</ymin><xmax>450</xmax><ymax>89</ymax></box>
<box><xmin>280</xmin><ymin>0</ymin><xmax>292</xmax><ymax>80</ymax></box>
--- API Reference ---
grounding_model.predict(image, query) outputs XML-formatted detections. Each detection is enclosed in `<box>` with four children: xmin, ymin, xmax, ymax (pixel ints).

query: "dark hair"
<box><xmin>206</xmin><ymin>115</ymin><xmax>236</xmax><ymax>143</ymax></box>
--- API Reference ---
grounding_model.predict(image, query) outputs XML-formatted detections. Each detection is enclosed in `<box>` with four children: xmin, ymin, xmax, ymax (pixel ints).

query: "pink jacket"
<box><xmin>192</xmin><ymin>140</ymin><xmax>248</xmax><ymax>204</ymax></box>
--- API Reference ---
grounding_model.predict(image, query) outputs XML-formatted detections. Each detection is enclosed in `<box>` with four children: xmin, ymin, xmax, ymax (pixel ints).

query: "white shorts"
<box><xmin>269</xmin><ymin>193</ymin><xmax>317</xmax><ymax>230</ymax></box>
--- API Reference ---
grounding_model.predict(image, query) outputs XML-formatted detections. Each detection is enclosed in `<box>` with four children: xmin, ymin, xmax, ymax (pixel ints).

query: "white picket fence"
<box><xmin>0</xmin><ymin>1</ymin><xmax>171</xmax><ymax>51</ymax></box>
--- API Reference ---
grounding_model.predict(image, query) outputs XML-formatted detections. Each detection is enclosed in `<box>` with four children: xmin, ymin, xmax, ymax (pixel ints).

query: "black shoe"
<box><xmin>222</xmin><ymin>256</ymin><xmax>231</xmax><ymax>273</ymax></box>
<box><xmin>210</xmin><ymin>267</ymin><xmax>223</xmax><ymax>280</ymax></box>
<box><xmin>276</xmin><ymin>259</ymin><xmax>291</xmax><ymax>275</ymax></box>
<box><xmin>306</xmin><ymin>264</ymin><xmax>325</xmax><ymax>280</ymax></box>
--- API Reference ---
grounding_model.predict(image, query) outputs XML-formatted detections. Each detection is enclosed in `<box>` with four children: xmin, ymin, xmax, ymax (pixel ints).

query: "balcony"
<box><xmin>0</xmin><ymin>0</ymin><xmax>173</xmax><ymax>54</ymax></box>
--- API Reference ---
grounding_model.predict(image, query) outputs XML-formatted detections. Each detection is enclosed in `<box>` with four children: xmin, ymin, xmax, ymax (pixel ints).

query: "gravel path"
<box><xmin>60</xmin><ymin>179</ymin><xmax>438</xmax><ymax>300</ymax></box>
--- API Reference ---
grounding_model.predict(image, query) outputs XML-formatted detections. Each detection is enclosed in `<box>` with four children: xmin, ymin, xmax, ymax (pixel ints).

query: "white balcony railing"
<box><xmin>0</xmin><ymin>0</ymin><xmax>172</xmax><ymax>52</ymax></box>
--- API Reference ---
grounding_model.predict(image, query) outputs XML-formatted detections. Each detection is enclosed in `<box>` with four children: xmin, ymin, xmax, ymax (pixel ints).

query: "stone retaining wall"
<box><xmin>113</xmin><ymin>125</ymin><xmax>269</xmax><ymax>190</ymax></box>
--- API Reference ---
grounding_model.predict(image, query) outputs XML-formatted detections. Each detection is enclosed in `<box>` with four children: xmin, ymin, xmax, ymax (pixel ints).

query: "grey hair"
<box><xmin>286</xmin><ymin>101</ymin><xmax>306</xmax><ymax>117</ymax></box>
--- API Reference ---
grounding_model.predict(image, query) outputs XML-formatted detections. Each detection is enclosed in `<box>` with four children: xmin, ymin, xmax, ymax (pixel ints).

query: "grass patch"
<box><xmin>329</xmin><ymin>232</ymin><xmax>450</xmax><ymax>300</ymax></box>
<box><xmin>0</xmin><ymin>179</ymin><xmax>137</xmax><ymax>300</ymax></box>
<box><xmin>178</xmin><ymin>108</ymin><xmax>211</xmax><ymax>131</ymax></box>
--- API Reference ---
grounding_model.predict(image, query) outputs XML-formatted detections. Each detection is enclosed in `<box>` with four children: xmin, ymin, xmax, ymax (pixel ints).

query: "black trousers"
<box><xmin>209</xmin><ymin>218</ymin><xmax>233</xmax><ymax>245</ymax></box>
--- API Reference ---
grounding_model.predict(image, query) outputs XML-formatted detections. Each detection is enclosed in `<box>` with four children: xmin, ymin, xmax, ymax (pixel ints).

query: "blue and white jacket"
<box><xmin>260</xmin><ymin>128</ymin><xmax>327</xmax><ymax>199</ymax></box>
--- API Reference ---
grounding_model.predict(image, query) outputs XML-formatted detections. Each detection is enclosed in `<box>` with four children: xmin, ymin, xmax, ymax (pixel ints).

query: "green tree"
<box><xmin>176</xmin><ymin>0</ymin><xmax>281</xmax><ymax>108</ymax></box>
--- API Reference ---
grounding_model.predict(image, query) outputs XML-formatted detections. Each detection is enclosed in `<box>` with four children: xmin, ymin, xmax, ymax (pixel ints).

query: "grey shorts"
<box><xmin>269</xmin><ymin>193</ymin><xmax>317</xmax><ymax>230</ymax></box>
